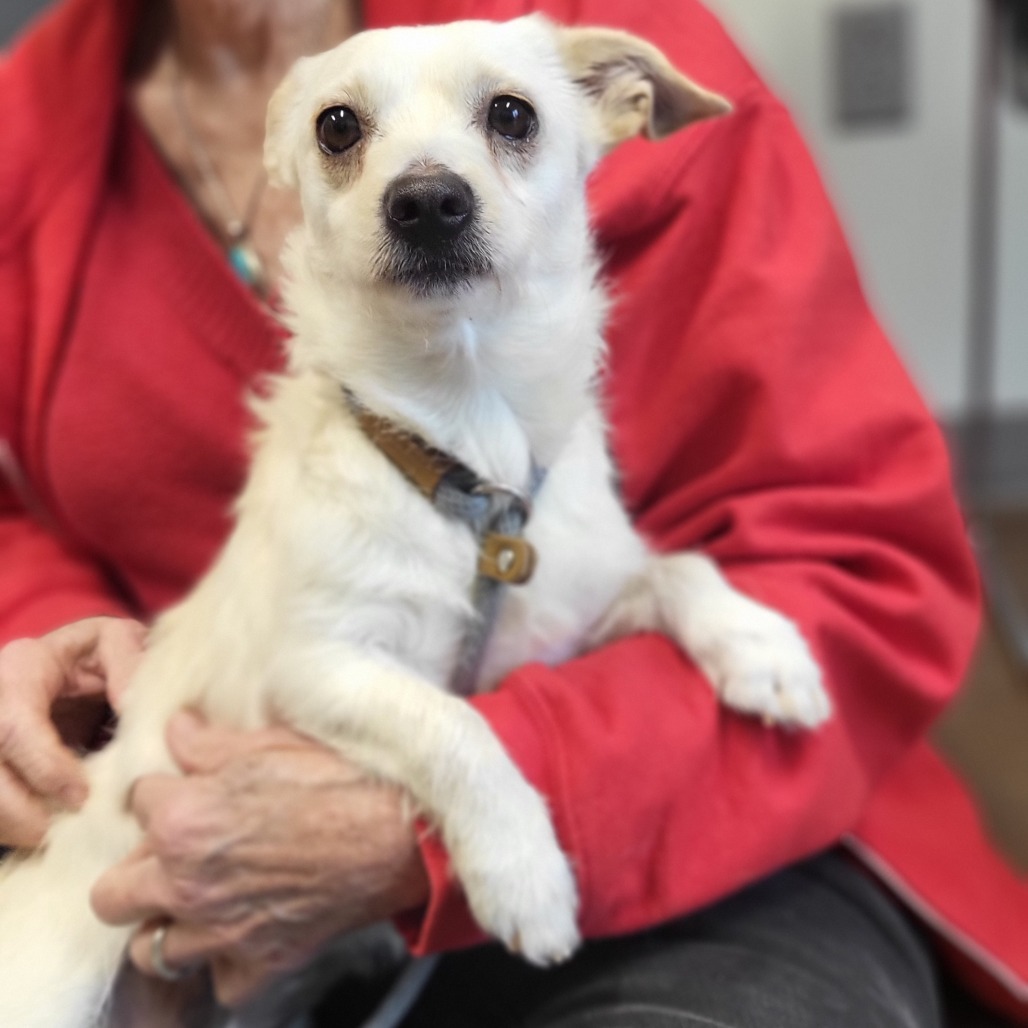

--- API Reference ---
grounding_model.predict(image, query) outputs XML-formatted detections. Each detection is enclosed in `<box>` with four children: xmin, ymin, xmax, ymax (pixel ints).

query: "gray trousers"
<box><xmin>313</xmin><ymin>850</ymin><xmax>943</xmax><ymax>1028</ymax></box>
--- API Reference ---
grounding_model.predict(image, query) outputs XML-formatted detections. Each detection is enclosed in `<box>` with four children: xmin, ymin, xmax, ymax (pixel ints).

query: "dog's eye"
<box><xmin>487</xmin><ymin>95</ymin><xmax>537</xmax><ymax>141</ymax></box>
<box><xmin>316</xmin><ymin>106</ymin><xmax>362</xmax><ymax>155</ymax></box>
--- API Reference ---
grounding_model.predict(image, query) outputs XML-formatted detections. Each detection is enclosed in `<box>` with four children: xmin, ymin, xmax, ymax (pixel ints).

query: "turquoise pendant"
<box><xmin>228</xmin><ymin>242</ymin><xmax>265</xmax><ymax>292</ymax></box>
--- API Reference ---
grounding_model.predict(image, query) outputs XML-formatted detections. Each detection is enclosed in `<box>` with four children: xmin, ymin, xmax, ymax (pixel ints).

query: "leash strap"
<box><xmin>444</xmin><ymin>476</ymin><xmax>539</xmax><ymax>696</ymax></box>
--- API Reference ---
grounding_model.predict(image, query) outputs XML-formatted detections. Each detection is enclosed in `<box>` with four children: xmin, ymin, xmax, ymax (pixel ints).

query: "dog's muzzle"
<box><xmin>377</xmin><ymin>170</ymin><xmax>491</xmax><ymax>294</ymax></box>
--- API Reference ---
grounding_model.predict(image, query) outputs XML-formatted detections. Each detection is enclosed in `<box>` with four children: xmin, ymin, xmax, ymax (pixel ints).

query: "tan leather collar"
<box><xmin>346</xmin><ymin>394</ymin><xmax>537</xmax><ymax>585</ymax></box>
<box><xmin>350</xmin><ymin>402</ymin><xmax>465</xmax><ymax>504</ymax></box>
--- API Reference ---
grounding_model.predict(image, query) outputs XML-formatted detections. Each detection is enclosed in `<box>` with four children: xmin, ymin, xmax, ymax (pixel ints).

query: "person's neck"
<box><xmin>163</xmin><ymin>0</ymin><xmax>361</xmax><ymax>88</ymax></box>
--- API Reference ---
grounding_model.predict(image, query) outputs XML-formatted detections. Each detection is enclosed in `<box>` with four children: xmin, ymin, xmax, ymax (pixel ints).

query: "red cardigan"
<box><xmin>2</xmin><ymin>0</ymin><xmax>1023</xmax><ymax>1019</ymax></box>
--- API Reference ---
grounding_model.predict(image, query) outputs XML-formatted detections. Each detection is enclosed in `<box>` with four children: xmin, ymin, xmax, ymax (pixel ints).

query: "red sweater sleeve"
<box><xmin>403</xmin><ymin>85</ymin><xmax>980</xmax><ymax>951</ymax></box>
<box><xmin>0</xmin><ymin>491</ymin><xmax>129</xmax><ymax>645</ymax></box>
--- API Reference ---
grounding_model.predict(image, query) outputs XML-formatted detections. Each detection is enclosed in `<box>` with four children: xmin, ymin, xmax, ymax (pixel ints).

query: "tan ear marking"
<box><xmin>557</xmin><ymin>27</ymin><xmax>731</xmax><ymax>150</ymax></box>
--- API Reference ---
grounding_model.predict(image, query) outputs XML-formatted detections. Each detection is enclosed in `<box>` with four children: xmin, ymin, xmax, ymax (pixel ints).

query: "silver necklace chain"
<box><xmin>170</xmin><ymin>59</ymin><xmax>269</xmax><ymax>291</ymax></box>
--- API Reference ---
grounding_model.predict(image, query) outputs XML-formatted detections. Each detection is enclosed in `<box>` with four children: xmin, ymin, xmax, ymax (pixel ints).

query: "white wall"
<box><xmin>706</xmin><ymin>0</ymin><xmax>1028</xmax><ymax>419</ymax></box>
<box><xmin>997</xmin><ymin>105</ymin><xmax>1028</xmax><ymax>409</ymax></box>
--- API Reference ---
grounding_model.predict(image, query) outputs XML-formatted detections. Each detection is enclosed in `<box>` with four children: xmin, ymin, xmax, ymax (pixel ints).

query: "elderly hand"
<box><xmin>0</xmin><ymin>617</ymin><xmax>146</xmax><ymax>847</ymax></box>
<box><xmin>90</xmin><ymin>710</ymin><xmax>429</xmax><ymax>1006</ymax></box>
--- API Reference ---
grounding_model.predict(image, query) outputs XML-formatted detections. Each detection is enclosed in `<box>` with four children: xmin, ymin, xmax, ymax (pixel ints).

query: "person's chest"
<box><xmin>43</xmin><ymin>109</ymin><xmax>287</xmax><ymax>616</ymax></box>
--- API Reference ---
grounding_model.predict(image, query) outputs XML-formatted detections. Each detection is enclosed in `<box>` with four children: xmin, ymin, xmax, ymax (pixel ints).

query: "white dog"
<box><xmin>0</xmin><ymin>15</ymin><xmax>829</xmax><ymax>1027</ymax></box>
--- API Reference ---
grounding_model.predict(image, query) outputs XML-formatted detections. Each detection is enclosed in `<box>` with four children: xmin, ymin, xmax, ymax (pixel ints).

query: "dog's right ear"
<box><xmin>556</xmin><ymin>26</ymin><xmax>731</xmax><ymax>153</ymax></box>
<box><xmin>264</xmin><ymin>65</ymin><xmax>306</xmax><ymax>191</ymax></box>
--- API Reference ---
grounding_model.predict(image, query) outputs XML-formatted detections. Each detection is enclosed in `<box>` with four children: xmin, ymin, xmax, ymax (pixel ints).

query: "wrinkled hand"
<box><xmin>91</xmin><ymin>711</ymin><xmax>430</xmax><ymax>1006</ymax></box>
<box><xmin>0</xmin><ymin>617</ymin><xmax>146</xmax><ymax>847</ymax></box>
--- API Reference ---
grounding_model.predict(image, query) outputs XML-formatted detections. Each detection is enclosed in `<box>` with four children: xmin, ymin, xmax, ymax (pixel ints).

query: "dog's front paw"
<box><xmin>451</xmin><ymin>796</ymin><xmax>580</xmax><ymax>966</ymax></box>
<box><xmin>694</xmin><ymin>600</ymin><xmax>830</xmax><ymax>729</ymax></box>
<box><xmin>462</xmin><ymin>843</ymin><xmax>580</xmax><ymax>966</ymax></box>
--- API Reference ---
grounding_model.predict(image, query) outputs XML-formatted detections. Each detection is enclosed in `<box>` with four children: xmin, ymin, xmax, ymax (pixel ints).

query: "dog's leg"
<box><xmin>0</xmin><ymin>744</ymin><xmax>146</xmax><ymax>1028</ymax></box>
<box><xmin>593</xmin><ymin>552</ymin><xmax>831</xmax><ymax>728</ymax></box>
<box><xmin>270</xmin><ymin>646</ymin><xmax>580</xmax><ymax>966</ymax></box>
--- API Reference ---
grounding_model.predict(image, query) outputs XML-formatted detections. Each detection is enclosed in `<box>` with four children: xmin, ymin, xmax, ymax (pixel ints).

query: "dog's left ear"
<box><xmin>556</xmin><ymin>26</ymin><xmax>731</xmax><ymax>150</ymax></box>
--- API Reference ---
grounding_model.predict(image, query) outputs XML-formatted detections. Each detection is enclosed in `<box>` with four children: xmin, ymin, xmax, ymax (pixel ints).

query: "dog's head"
<box><xmin>265</xmin><ymin>16</ymin><xmax>728</xmax><ymax>301</ymax></box>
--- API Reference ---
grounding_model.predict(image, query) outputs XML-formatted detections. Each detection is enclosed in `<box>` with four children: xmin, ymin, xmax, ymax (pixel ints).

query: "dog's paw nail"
<box><xmin>548</xmin><ymin>945</ymin><xmax>576</xmax><ymax>966</ymax></box>
<box><xmin>514</xmin><ymin>936</ymin><xmax>580</xmax><ymax>967</ymax></box>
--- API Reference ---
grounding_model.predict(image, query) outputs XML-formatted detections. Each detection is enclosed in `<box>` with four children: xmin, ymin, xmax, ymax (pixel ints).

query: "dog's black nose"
<box><xmin>383</xmin><ymin>171</ymin><xmax>476</xmax><ymax>249</ymax></box>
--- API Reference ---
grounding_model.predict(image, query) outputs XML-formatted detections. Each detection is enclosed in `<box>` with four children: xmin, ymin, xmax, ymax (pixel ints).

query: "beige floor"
<box><xmin>931</xmin><ymin>510</ymin><xmax>1028</xmax><ymax>1026</ymax></box>
<box><xmin>933</xmin><ymin>513</ymin><xmax>1028</xmax><ymax>876</ymax></box>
